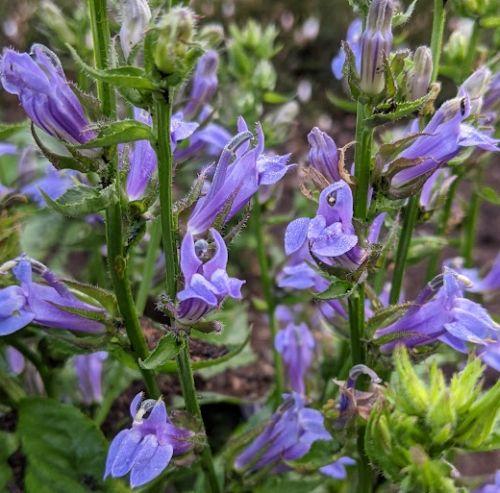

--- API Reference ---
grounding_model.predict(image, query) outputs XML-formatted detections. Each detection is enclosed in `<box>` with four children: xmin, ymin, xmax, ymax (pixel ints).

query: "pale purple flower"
<box><xmin>74</xmin><ymin>351</ymin><xmax>107</xmax><ymax>405</ymax></box>
<box><xmin>119</xmin><ymin>0</ymin><xmax>151</xmax><ymax>58</ymax></box>
<box><xmin>284</xmin><ymin>181</ymin><xmax>364</xmax><ymax>271</ymax></box>
<box><xmin>176</xmin><ymin>228</ymin><xmax>245</xmax><ymax>324</ymax></box>
<box><xmin>374</xmin><ymin>268</ymin><xmax>499</xmax><ymax>360</ymax></box>
<box><xmin>446</xmin><ymin>254</ymin><xmax>500</xmax><ymax>294</ymax></box>
<box><xmin>187</xmin><ymin>118</ymin><xmax>292</xmax><ymax>235</ymax></box>
<box><xmin>307</xmin><ymin>127</ymin><xmax>341</xmax><ymax>183</ymax></box>
<box><xmin>5</xmin><ymin>346</ymin><xmax>25</xmax><ymax>375</ymax></box>
<box><xmin>320</xmin><ymin>456</ymin><xmax>356</xmax><ymax>479</ymax></box>
<box><xmin>234</xmin><ymin>392</ymin><xmax>332</xmax><ymax>473</ymax></box>
<box><xmin>183</xmin><ymin>50</ymin><xmax>219</xmax><ymax>120</ymax></box>
<box><xmin>386</xmin><ymin>96</ymin><xmax>499</xmax><ymax>196</ymax></box>
<box><xmin>459</xmin><ymin>66</ymin><xmax>492</xmax><ymax>115</ymax></box>
<box><xmin>478</xmin><ymin>343</ymin><xmax>500</xmax><ymax>372</ymax></box>
<box><xmin>275</xmin><ymin>322</ymin><xmax>315</xmax><ymax>394</ymax></box>
<box><xmin>104</xmin><ymin>392</ymin><xmax>193</xmax><ymax>488</ymax></box>
<box><xmin>474</xmin><ymin>471</ymin><xmax>500</xmax><ymax>493</ymax></box>
<box><xmin>419</xmin><ymin>168</ymin><xmax>455</xmax><ymax>211</ymax></box>
<box><xmin>277</xmin><ymin>259</ymin><xmax>329</xmax><ymax>292</ymax></box>
<box><xmin>331</xmin><ymin>19</ymin><xmax>362</xmax><ymax>80</ymax></box>
<box><xmin>0</xmin><ymin>44</ymin><xmax>95</xmax><ymax>144</ymax></box>
<box><xmin>483</xmin><ymin>72</ymin><xmax>500</xmax><ymax>113</ymax></box>
<box><xmin>0</xmin><ymin>257</ymin><xmax>104</xmax><ymax>335</ymax></box>
<box><xmin>126</xmin><ymin>108</ymin><xmax>198</xmax><ymax>200</ymax></box>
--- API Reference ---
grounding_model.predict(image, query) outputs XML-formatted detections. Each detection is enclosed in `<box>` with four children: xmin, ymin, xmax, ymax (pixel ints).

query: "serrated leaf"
<box><xmin>314</xmin><ymin>279</ymin><xmax>354</xmax><ymax>300</ymax></box>
<box><xmin>370</xmin><ymin>96</ymin><xmax>430</xmax><ymax>124</ymax></box>
<box><xmin>41</xmin><ymin>184</ymin><xmax>116</xmax><ymax>217</ymax></box>
<box><xmin>68</xmin><ymin>44</ymin><xmax>157</xmax><ymax>90</ymax></box>
<box><xmin>0</xmin><ymin>121</ymin><xmax>28</xmax><ymax>139</ymax></box>
<box><xmin>393</xmin><ymin>0</ymin><xmax>418</xmax><ymax>27</ymax></box>
<box><xmin>77</xmin><ymin>120</ymin><xmax>155</xmax><ymax>149</ymax></box>
<box><xmin>139</xmin><ymin>333</ymin><xmax>180</xmax><ymax>370</ymax></box>
<box><xmin>18</xmin><ymin>398</ymin><xmax>111</xmax><ymax>493</ymax></box>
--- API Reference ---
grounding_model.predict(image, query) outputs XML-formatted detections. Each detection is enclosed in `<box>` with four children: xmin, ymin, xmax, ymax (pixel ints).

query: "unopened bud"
<box><xmin>119</xmin><ymin>0</ymin><xmax>152</xmax><ymax>58</ymax></box>
<box><xmin>407</xmin><ymin>46</ymin><xmax>433</xmax><ymax>100</ymax></box>
<box><xmin>459</xmin><ymin>66</ymin><xmax>492</xmax><ymax>114</ymax></box>
<box><xmin>153</xmin><ymin>7</ymin><xmax>198</xmax><ymax>75</ymax></box>
<box><xmin>199</xmin><ymin>24</ymin><xmax>225</xmax><ymax>48</ymax></box>
<box><xmin>360</xmin><ymin>0</ymin><xmax>394</xmax><ymax>95</ymax></box>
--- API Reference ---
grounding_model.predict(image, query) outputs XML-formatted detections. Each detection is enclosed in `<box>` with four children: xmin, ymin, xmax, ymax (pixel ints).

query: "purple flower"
<box><xmin>374</xmin><ymin>268</ymin><xmax>499</xmax><ymax>360</ymax></box>
<box><xmin>234</xmin><ymin>392</ymin><xmax>332</xmax><ymax>473</ymax></box>
<box><xmin>20</xmin><ymin>164</ymin><xmax>75</xmax><ymax>207</ymax></box>
<box><xmin>126</xmin><ymin>108</ymin><xmax>198</xmax><ymax>200</ymax></box>
<box><xmin>359</xmin><ymin>0</ymin><xmax>393</xmax><ymax>95</ymax></box>
<box><xmin>446</xmin><ymin>254</ymin><xmax>500</xmax><ymax>294</ymax></box>
<box><xmin>474</xmin><ymin>471</ymin><xmax>500</xmax><ymax>493</ymax></box>
<box><xmin>478</xmin><ymin>343</ymin><xmax>500</xmax><ymax>372</ymax></box>
<box><xmin>386</xmin><ymin>96</ymin><xmax>499</xmax><ymax>196</ymax></box>
<box><xmin>5</xmin><ymin>346</ymin><xmax>25</xmax><ymax>375</ymax></box>
<box><xmin>104</xmin><ymin>392</ymin><xmax>193</xmax><ymax>488</ymax></box>
<box><xmin>284</xmin><ymin>181</ymin><xmax>365</xmax><ymax>271</ymax></box>
<box><xmin>331</xmin><ymin>19</ymin><xmax>362</xmax><ymax>80</ymax></box>
<box><xmin>187</xmin><ymin>118</ymin><xmax>292</xmax><ymax>235</ymax></box>
<box><xmin>0</xmin><ymin>257</ymin><xmax>104</xmax><ymax>335</ymax></box>
<box><xmin>307</xmin><ymin>127</ymin><xmax>341</xmax><ymax>183</ymax></box>
<box><xmin>176</xmin><ymin>228</ymin><xmax>245</xmax><ymax>324</ymax></box>
<box><xmin>0</xmin><ymin>44</ymin><xmax>95</xmax><ymax>144</ymax></box>
<box><xmin>183</xmin><ymin>50</ymin><xmax>219</xmax><ymax>120</ymax></box>
<box><xmin>320</xmin><ymin>456</ymin><xmax>356</xmax><ymax>479</ymax></box>
<box><xmin>74</xmin><ymin>351</ymin><xmax>107</xmax><ymax>405</ymax></box>
<box><xmin>419</xmin><ymin>168</ymin><xmax>456</xmax><ymax>211</ymax></box>
<box><xmin>275</xmin><ymin>322</ymin><xmax>315</xmax><ymax>394</ymax></box>
<box><xmin>277</xmin><ymin>260</ymin><xmax>329</xmax><ymax>292</ymax></box>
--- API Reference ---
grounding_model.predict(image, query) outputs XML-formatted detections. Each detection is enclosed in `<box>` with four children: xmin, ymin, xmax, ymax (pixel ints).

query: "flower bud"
<box><xmin>407</xmin><ymin>46</ymin><xmax>433</xmax><ymax>100</ymax></box>
<box><xmin>119</xmin><ymin>0</ymin><xmax>152</xmax><ymax>58</ymax></box>
<box><xmin>458</xmin><ymin>66</ymin><xmax>492</xmax><ymax>114</ymax></box>
<box><xmin>153</xmin><ymin>7</ymin><xmax>198</xmax><ymax>76</ymax></box>
<box><xmin>359</xmin><ymin>0</ymin><xmax>394</xmax><ymax>95</ymax></box>
<box><xmin>199</xmin><ymin>23</ymin><xmax>225</xmax><ymax>48</ymax></box>
<box><xmin>253</xmin><ymin>59</ymin><xmax>277</xmax><ymax>91</ymax></box>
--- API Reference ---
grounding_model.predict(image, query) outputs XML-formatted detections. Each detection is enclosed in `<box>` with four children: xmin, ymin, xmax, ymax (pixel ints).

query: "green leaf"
<box><xmin>18</xmin><ymin>398</ymin><xmax>111</xmax><ymax>493</ymax></box>
<box><xmin>369</xmin><ymin>95</ymin><xmax>429</xmax><ymax>124</ymax></box>
<box><xmin>76</xmin><ymin>120</ymin><xmax>155</xmax><ymax>149</ymax></box>
<box><xmin>262</xmin><ymin>91</ymin><xmax>289</xmax><ymax>104</ymax></box>
<box><xmin>393</xmin><ymin>0</ymin><xmax>418</xmax><ymax>27</ymax></box>
<box><xmin>68</xmin><ymin>44</ymin><xmax>157</xmax><ymax>90</ymax></box>
<box><xmin>0</xmin><ymin>431</ymin><xmax>18</xmax><ymax>490</ymax></box>
<box><xmin>0</xmin><ymin>121</ymin><xmax>28</xmax><ymax>139</ymax></box>
<box><xmin>326</xmin><ymin>91</ymin><xmax>358</xmax><ymax>113</ymax></box>
<box><xmin>63</xmin><ymin>280</ymin><xmax>118</xmax><ymax>315</ymax></box>
<box><xmin>478</xmin><ymin>186</ymin><xmax>500</xmax><ymax>205</ymax></box>
<box><xmin>41</xmin><ymin>184</ymin><xmax>116</xmax><ymax>217</ymax></box>
<box><xmin>314</xmin><ymin>279</ymin><xmax>354</xmax><ymax>300</ymax></box>
<box><xmin>255</xmin><ymin>477</ymin><xmax>323</xmax><ymax>493</ymax></box>
<box><xmin>342</xmin><ymin>41</ymin><xmax>361</xmax><ymax>100</ymax></box>
<box><xmin>139</xmin><ymin>333</ymin><xmax>180</xmax><ymax>370</ymax></box>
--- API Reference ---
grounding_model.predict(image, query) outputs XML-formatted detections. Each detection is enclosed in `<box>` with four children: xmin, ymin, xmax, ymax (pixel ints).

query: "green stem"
<box><xmin>88</xmin><ymin>0</ymin><xmax>159</xmax><ymax>398</ymax></box>
<box><xmin>348</xmin><ymin>289</ymin><xmax>365</xmax><ymax>366</ymax></box>
<box><xmin>430</xmin><ymin>0</ymin><xmax>446</xmax><ymax>83</ymax></box>
<box><xmin>136</xmin><ymin>219</ymin><xmax>162</xmax><ymax>315</ymax></box>
<box><xmin>252</xmin><ymin>200</ymin><xmax>284</xmax><ymax>404</ymax></box>
<box><xmin>6</xmin><ymin>338</ymin><xmax>55</xmax><ymax>398</ymax></box>
<box><xmin>153</xmin><ymin>92</ymin><xmax>221</xmax><ymax>493</ymax></box>
<box><xmin>389</xmin><ymin>195</ymin><xmax>419</xmax><ymax>304</ymax></box>
<box><xmin>464</xmin><ymin>19</ymin><xmax>480</xmax><ymax>78</ymax></box>
<box><xmin>461</xmin><ymin>188</ymin><xmax>480</xmax><ymax>267</ymax></box>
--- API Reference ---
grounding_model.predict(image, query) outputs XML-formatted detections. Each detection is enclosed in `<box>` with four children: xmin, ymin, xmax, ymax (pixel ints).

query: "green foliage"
<box><xmin>365</xmin><ymin>347</ymin><xmax>500</xmax><ymax>492</ymax></box>
<box><xmin>76</xmin><ymin>120</ymin><xmax>155</xmax><ymax>149</ymax></box>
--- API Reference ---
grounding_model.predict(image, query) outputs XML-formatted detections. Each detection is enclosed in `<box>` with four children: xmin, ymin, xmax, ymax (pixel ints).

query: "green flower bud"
<box><xmin>407</xmin><ymin>46</ymin><xmax>433</xmax><ymax>100</ymax></box>
<box><xmin>199</xmin><ymin>23</ymin><xmax>225</xmax><ymax>48</ymax></box>
<box><xmin>254</xmin><ymin>60</ymin><xmax>277</xmax><ymax>91</ymax></box>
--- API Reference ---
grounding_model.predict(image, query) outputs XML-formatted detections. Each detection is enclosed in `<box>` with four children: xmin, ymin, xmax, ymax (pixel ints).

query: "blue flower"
<box><xmin>74</xmin><ymin>351</ymin><xmax>107</xmax><ymax>405</ymax></box>
<box><xmin>320</xmin><ymin>456</ymin><xmax>356</xmax><ymax>479</ymax></box>
<box><xmin>104</xmin><ymin>392</ymin><xmax>193</xmax><ymax>488</ymax></box>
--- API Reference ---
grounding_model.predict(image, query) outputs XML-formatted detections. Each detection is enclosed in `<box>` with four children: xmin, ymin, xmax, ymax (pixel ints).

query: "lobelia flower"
<box><xmin>474</xmin><ymin>471</ymin><xmax>500</xmax><ymax>493</ymax></box>
<box><xmin>126</xmin><ymin>108</ymin><xmax>198</xmax><ymax>200</ymax></box>
<box><xmin>0</xmin><ymin>44</ymin><xmax>95</xmax><ymax>145</ymax></box>
<box><xmin>0</xmin><ymin>256</ymin><xmax>104</xmax><ymax>335</ymax></box>
<box><xmin>359</xmin><ymin>0</ymin><xmax>394</xmax><ymax>95</ymax></box>
<box><xmin>119</xmin><ymin>0</ymin><xmax>152</xmax><ymax>58</ymax></box>
<box><xmin>187</xmin><ymin>118</ymin><xmax>293</xmax><ymax>235</ymax></box>
<box><xmin>284</xmin><ymin>181</ymin><xmax>364</xmax><ymax>272</ymax></box>
<box><xmin>176</xmin><ymin>228</ymin><xmax>245</xmax><ymax>324</ymax></box>
<box><xmin>320</xmin><ymin>456</ymin><xmax>356</xmax><ymax>479</ymax></box>
<box><xmin>275</xmin><ymin>322</ymin><xmax>315</xmax><ymax>394</ymax></box>
<box><xmin>74</xmin><ymin>351</ymin><xmax>107</xmax><ymax>405</ymax></box>
<box><xmin>277</xmin><ymin>259</ymin><xmax>329</xmax><ymax>292</ymax></box>
<box><xmin>104</xmin><ymin>392</ymin><xmax>193</xmax><ymax>488</ymax></box>
<box><xmin>331</xmin><ymin>19</ymin><xmax>362</xmax><ymax>80</ymax></box>
<box><xmin>5</xmin><ymin>346</ymin><xmax>25</xmax><ymax>375</ymax></box>
<box><xmin>374</xmin><ymin>268</ymin><xmax>500</xmax><ymax>367</ymax></box>
<box><xmin>419</xmin><ymin>167</ymin><xmax>455</xmax><ymax>211</ymax></box>
<box><xmin>458</xmin><ymin>66</ymin><xmax>492</xmax><ymax>115</ymax></box>
<box><xmin>234</xmin><ymin>392</ymin><xmax>332</xmax><ymax>473</ymax></box>
<box><xmin>445</xmin><ymin>254</ymin><xmax>500</xmax><ymax>295</ymax></box>
<box><xmin>307</xmin><ymin>127</ymin><xmax>341</xmax><ymax>183</ymax></box>
<box><xmin>182</xmin><ymin>50</ymin><xmax>219</xmax><ymax>120</ymax></box>
<box><xmin>407</xmin><ymin>46</ymin><xmax>433</xmax><ymax>101</ymax></box>
<box><xmin>385</xmin><ymin>96</ymin><xmax>499</xmax><ymax>197</ymax></box>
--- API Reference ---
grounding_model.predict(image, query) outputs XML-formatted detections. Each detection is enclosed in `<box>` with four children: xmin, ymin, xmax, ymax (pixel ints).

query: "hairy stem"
<box><xmin>252</xmin><ymin>200</ymin><xmax>284</xmax><ymax>404</ymax></box>
<box><xmin>430</xmin><ymin>0</ymin><xmax>446</xmax><ymax>83</ymax></box>
<box><xmin>88</xmin><ymin>0</ymin><xmax>159</xmax><ymax>398</ymax></box>
<box><xmin>153</xmin><ymin>93</ymin><xmax>221</xmax><ymax>493</ymax></box>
